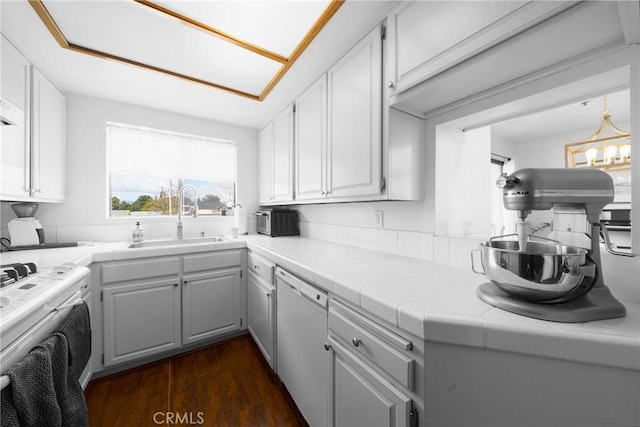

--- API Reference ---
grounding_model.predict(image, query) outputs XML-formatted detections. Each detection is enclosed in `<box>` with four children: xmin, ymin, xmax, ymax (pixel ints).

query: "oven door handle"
<box><xmin>47</xmin><ymin>290</ymin><xmax>84</xmax><ymax>312</ymax></box>
<box><xmin>52</xmin><ymin>300</ymin><xmax>84</xmax><ymax>313</ymax></box>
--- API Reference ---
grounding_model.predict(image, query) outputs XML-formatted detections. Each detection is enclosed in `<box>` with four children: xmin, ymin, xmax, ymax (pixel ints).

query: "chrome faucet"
<box><xmin>177</xmin><ymin>184</ymin><xmax>198</xmax><ymax>239</ymax></box>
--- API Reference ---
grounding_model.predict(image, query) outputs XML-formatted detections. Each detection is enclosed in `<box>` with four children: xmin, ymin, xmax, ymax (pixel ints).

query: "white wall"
<box><xmin>435</xmin><ymin>125</ymin><xmax>492</xmax><ymax>236</ymax></box>
<box><xmin>1</xmin><ymin>93</ymin><xmax>259</xmax><ymax>242</ymax></box>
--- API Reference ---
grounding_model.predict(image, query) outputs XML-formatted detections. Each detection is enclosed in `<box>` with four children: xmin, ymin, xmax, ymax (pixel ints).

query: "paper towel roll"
<box><xmin>234</xmin><ymin>207</ymin><xmax>248</xmax><ymax>234</ymax></box>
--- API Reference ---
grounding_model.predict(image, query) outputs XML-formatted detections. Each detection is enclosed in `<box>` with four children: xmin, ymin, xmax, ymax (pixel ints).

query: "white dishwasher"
<box><xmin>276</xmin><ymin>267</ymin><xmax>329</xmax><ymax>427</ymax></box>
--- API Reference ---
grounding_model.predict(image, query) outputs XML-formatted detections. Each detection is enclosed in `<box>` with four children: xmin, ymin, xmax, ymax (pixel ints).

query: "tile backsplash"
<box><xmin>300</xmin><ymin>220</ymin><xmax>485</xmax><ymax>266</ymax></box>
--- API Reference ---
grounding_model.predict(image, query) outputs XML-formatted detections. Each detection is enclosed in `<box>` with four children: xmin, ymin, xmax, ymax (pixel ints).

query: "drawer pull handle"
<box><xmin>324</xmin><ymin>342</ymin><xmax>331</xmax><ymax>351</ymax></box>
<box><xmin>254</xmin><ymin>265</ymin><xmax>260</xmax><ymax>270</ymax></box>
<box><xmin>352</xmin><ymin>337</ymin><xmax>361</xmax><ymax>347</ymax></box>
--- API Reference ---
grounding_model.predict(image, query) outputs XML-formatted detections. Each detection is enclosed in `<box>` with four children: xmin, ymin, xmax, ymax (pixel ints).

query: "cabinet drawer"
<box><xmin>329</xmin><ymin>302</ymin><xmax>414</xmax><ymax>389</ymax></box>
<box><xmin>102</xmin><ymin>257</ymin><xmax>180</xmax><ymax>284</ymax></box>
<box><xmin>183</xmin><ymin>250</ymin><xmax>242</xmax><ymax>274</ymax></box>
<box><xmin>248</xmin><ymin>251</ymin><xmax>275</xmax><ymax>284</ymax></box>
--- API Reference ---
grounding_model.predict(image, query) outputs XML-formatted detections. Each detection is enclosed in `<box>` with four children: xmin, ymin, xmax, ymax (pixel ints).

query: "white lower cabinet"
<box><xmin>247</xmin><ymin>271</ymin><xmax>275</xmax><ymax>369</ymax></box>
<box><xmin>182</xmin><ymin>268</ymin><xmax>241</xmax><ymax>346</ymax></box>
<box><xmin>247</xmin><ymin>251</ymin><xmax>276</xmax><ymax>369</ymax></box>
<box><xmin>330</xmin><ymin>338</ymin><xmax>412</xmax><ymax>427</ymax></box>
<box><xmin>102</xmin><ymin>277</ymin><xmax>181</xmax><ymax>367</ymax></box>
<box><xmin>328</xmin><ymin>300</ymin><xmax>421</xmax><ymax>427</ymax></box>
<box><xmin>100</xmin><ymin>250</ymin><xmax>244</xmax><ymax>369</ymax></box>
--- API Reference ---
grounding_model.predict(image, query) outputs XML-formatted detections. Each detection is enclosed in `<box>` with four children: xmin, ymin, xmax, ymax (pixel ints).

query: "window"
<box><xmin>107</xmin><ymin>123</ymin><xmax>237</xmax><ymax>218</ymax></box>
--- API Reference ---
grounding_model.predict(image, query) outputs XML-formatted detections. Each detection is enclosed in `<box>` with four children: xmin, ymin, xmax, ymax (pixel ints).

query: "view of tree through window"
<box><xmin>107</xmin><ymin>123</ymin><xmax>237</xmax><ymax>218</ymax></box>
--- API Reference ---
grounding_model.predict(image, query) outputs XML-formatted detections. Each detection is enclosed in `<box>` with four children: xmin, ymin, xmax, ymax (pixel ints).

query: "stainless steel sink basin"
<box><xmin>128</xmin><ymin>236</ymin><xmax>226</xmax><ymax>249</ymax></box>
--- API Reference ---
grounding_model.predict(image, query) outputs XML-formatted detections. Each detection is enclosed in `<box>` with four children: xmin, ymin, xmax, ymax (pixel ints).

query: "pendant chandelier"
<box><xmin>564</xmin><ymin>96</ymin><xmax>631</xmax><ymax>172</ymax></box>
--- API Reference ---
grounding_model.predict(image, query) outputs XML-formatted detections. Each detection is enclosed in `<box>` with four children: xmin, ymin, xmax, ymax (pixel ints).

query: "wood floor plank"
<box><xmin>87</xmin><ymin>368</ymin><xmax>144</xmax><ymax>427</ymax></box>
<box><xmin>85</xmin><ymin>334</ymin><xmax>308</xmax><ymax>427</ymax></box>
<box><xmin>131</xmin><ymin>361</ymin><xmax>171</xmax><ymax>426</ymax></box>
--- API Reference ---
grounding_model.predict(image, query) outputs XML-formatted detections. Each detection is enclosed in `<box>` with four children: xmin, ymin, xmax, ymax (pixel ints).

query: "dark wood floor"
<box><xmin>85</xmin><ymin>334</ymin><xmax>308</xmax><ymax>427</ymax></box>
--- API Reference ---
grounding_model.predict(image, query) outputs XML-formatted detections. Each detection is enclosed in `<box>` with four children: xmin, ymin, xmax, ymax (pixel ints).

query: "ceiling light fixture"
<box><xmin>564</xmin><ymin>96</ymin><xmax>631</xmax><ymax>172</ymax></box>
<box><xmin>28</xmin><ymin>0</ymin><xmax>344</xmax><ymax>101</ymax></box>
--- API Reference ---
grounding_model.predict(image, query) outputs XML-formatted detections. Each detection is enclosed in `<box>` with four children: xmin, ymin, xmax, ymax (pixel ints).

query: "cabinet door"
<box><xmin>330</xmin><ymin>338</ymin><xmax>412</xmax><ymax>427</ymax></box>
<box><xmin>295</xmin><ymin>75</ymin><xmax>327</xmax><ymax>201</ymax></box>
<box><xmin>247</xmin><ymin>271</ymin><xmax>275</xmax><ymax>369</ymax></box>
<box><xmin>327</xmin><ymin>25</ymin><xmax>383</xmax><ymax>199</ymax></box>
<box><xmin>30</xmin><ymin>67</ymin><xmax>65</xmax><ymax>201</ymax></box>
<box><xmin>272</xmin><ymin>105</ymin><xmax>294</xmax><ymax>202</ymax></box>
<box><xmin>182</xmin><ymin>268</ymin><xmax>242</xmax><ymax>345</ymax></box>
<box><xmin>1</xmin><ymin>35</ymin><xmax>30</xmax><ymax>199</ymax></box>
<box><xmin>387</xmin><ymin>1</ymin><xmax>574</xmax><ymax>95</ymax></box>
<box><xmin>103</xmin><ymin>278</ymin><xmax>181</xmax><ymax>367</ymax></box>
<box><xmin>258</xmin><ymin>123</ymin><xmax>274</xmax><ymax>204</ymax></box>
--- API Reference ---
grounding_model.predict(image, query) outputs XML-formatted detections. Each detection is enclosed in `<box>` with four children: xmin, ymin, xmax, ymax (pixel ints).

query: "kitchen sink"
<box><xmin>127</xmin><ymin>236</ymin><xmax>227</xmax><ymax>249</ymax></box>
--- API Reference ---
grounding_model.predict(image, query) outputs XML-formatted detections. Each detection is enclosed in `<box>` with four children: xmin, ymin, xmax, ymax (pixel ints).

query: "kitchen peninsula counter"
<box><xmin>243</xmin><ymin>235</ymin><xmax>640</xmax><ymax>373</ymax></box>
<box><xmin>2</xmin><ymin>235</ymin><xmax>638</xmax><ymax>372</ymax></box>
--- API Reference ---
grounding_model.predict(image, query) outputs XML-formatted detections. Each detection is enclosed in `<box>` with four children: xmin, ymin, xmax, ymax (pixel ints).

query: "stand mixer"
<box><xmin>473</xmin><ymin>168</ymin><xmax>630</xmax><ymax>322</ymax></box>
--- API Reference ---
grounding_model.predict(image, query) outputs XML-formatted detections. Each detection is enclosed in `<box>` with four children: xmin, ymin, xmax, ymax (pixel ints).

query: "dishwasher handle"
<box><xmin>276</xmin><ymin>267</ymin><xmax>328</xmax><ymax>308</ymax></box>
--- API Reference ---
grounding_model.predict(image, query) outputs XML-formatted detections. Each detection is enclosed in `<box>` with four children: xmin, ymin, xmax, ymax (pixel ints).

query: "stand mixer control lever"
<box><xmin>598</xmin><ymin>223</ymin><xmax>636</xmax><ymax>257</ymax></box>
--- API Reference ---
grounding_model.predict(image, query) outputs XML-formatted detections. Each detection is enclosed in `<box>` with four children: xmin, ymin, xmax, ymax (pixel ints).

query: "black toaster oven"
<box><xmin>255</xmin><ymin>209</ymin><xmax>299</xmax><ymax>237</ymax></box>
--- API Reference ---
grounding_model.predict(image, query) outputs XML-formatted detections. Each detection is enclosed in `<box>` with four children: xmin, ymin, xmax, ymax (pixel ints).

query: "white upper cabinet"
<box><xmin>1</xmin><ymin>35</ymin><xmax>30</xmax><ymax>200</ymax></box>
<box><xmin>295</xmin><ymin>75</ymin><xmax>327</xmax><ymax>201</ymax></box>
<box><xmin>387</xmin><ymin>1</ymin><xmax>576</xmax><ymax>97</ymax></box>
<box><xmin>327</xmin><ymin>25</ymin><xmax>383</xmax><ymax>199</ymax></box>
<box><xmin>258</xmin><ymin>123</ymin><xmax>274</xmax><ymax>205</ymax></box>
<box><xmin>261</xmin><ymin>22</ymin><xmax>424</xmax><ymax>205</ymax></box>
<box><xmin>31</xmin><ymin>67</ymin><xmax>65</xmax><ymax>202</ymax></box>
<box><xmin>272</xmin><ymin>105</ymin><xmax>294</xmax><ymax>203</ymax></box>
<box><xmin>260</xmin><ymin>104</ymin><xmax>295</xmax><ymax>205</ymax></box>
<box><xmin>1</xmin><ymin>35</ymin><xmax>66</xmax><ymax>203</ymax></box>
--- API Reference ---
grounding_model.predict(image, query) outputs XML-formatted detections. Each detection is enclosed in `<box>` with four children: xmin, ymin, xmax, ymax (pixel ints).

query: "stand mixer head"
<box><xmin>474</xmin><ymin>168</ymin><xmax>627</xmax><ymax>322</ymax></box>
<box><xmin>497</xmin><ymin>168</ymin><xmax>613</xmax><ymax>250</ymax></box>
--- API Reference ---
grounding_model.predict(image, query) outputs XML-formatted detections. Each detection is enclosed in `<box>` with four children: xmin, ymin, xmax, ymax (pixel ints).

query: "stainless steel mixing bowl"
<box><xmin>11</xmin><ymin>203</ymin><xmax>39</xmax><ymax>218</ymax></box>
<box><xmin>476</xmin><ymin>239</ymin><xmax>591</xmax><ymax>302</ymax></box>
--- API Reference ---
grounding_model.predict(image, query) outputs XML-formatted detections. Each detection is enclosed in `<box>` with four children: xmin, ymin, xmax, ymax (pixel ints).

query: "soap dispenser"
<box><xmin>132</xmin><ymin>221</ymin><xmax>144</xmax><ymax>242</ymax></box>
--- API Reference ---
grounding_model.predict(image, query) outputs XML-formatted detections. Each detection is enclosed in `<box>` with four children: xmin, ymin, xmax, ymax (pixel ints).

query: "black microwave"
<box><xmin>255</xmin><ymin>209</ymin><xmax>299</xmax><ymax>237</ymax></box>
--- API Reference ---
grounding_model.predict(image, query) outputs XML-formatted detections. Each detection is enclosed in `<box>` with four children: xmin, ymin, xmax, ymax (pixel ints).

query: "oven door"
<box><xmin>0</xmin><ymin>272</ymin><xmax>92</xmax><ymax>391</ymax></box>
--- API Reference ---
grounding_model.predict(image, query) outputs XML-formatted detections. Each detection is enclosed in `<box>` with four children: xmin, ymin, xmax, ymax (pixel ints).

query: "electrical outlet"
<box><xmin>375</xmin><ymin>210</ymin><xmax>384</xmax><ymax>228</ymax></box>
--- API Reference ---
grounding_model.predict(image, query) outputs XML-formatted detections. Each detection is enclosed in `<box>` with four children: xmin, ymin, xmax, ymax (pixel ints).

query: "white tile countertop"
<box><xmin>2</xmin><ymin>235</ymin><xmax>638</xmax><ymax>371</ymax></box>
<box><xmin>242</xmin><ymin>235</ymin><xmax>640</xmax><ymax>372</ymax></box>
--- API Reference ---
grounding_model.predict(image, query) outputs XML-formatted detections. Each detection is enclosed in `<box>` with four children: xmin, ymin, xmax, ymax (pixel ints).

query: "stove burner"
<box><xmin>0</xmin><ymin>263</ymin><xmax>37</xmax><ymax>288</ymax></box>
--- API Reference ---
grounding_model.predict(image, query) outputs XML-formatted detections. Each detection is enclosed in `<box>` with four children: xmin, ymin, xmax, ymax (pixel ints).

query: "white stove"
<box><xmin>0</xmin><ymin>263</ymin><xmax>90</xmax><ymax>377</ymax></box>
<box><xmin>1</xmin><ymin>262</ymin><xmax>38</xmax><ymax>287</ymax></box>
